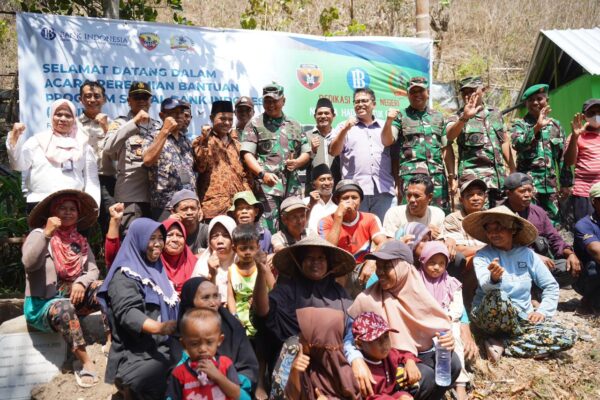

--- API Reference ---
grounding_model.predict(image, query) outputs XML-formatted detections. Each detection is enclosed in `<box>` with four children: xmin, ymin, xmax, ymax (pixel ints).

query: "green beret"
<box><xmin>522</xmin><ymin>84</ymin><xmax>549</xmax><ymax>101</ymax></box>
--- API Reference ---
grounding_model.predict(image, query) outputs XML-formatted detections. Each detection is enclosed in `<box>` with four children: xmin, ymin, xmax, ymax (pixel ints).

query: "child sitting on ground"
<box><xmin>287</xmin><ymin>307</ymin><xmax>360</xmax><ymax>400</ymax></box>
<box><xmin>167</xmin><ymin>308</ymin><xmax>241</xmax><ymax>400</ymax></box>
<box><xmin>418</xmin><ymin>241</ymin><xmax>469</xmax><ymax>400</ymax></box>
<box><xmin>352</xmin><ymin>311</ymin><xmax>420</xmax><ymax>400</ymax></box>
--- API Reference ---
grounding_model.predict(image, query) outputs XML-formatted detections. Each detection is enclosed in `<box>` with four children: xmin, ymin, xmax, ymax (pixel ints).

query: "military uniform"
<box><xmin>510</xmin><ymin>114</ymin><xmax>571</xmax><ymax>225</ymax></box>
<box><xmin>391</xmin><ymin>106</ymin><xmax>449</xmax><ymax>212</ymax></box>
<box><xmin>449</xmin><ymin>107</ymin><xmax>507</xmax><ymax>206</ymax></box>
<box><xmin>240</xmin><ymin>113</ymin><xmax>310</xmax><ymax>233</ymax></box>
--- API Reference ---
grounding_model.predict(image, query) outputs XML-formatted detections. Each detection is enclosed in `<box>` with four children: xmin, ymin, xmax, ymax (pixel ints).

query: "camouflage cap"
<box><xmin>407</xmin><ymin>76</ymin><xmax>429</xmax><ymax>92</ymax></box>
<box><xmin>458</xmin><ymin>172</ymin><xmax>487</xmax><ymax>195</ymax></box>
<box><xmin>129</xmin><ymin>81</ymin><xmax>152</xmax><ymax>96</ymax></box>
<box><xmin>521</xmin><ymin>84</ymin><xmax>549</xmax><ymax>101</ymax></box>
<box><xmin>263</xmin><ymin>83</ymin><xmax>284</xmax><ymax>100</ymax></box>
<box><xmin>459</xmin><ymin>76</ymin><xmax>483</xmax><ymax>90</ymax></box>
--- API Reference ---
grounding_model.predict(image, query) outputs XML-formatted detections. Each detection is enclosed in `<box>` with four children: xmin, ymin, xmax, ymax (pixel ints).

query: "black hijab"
<box><xmin>179</xmin><ymin>277</ymin><xmax>258</xmax><ymax>384</ymax></box>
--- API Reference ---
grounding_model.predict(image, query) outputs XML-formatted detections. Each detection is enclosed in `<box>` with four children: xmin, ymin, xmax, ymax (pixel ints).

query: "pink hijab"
<box><xmin>349</xmin><ymin>259</ymin><xmax>450</xmax><ymax>355</ymax></box>
<box><xmin>36</xmin><ymin>99</ymin><xmax>86</xmax><ymax>164</ymax></box>
<box><xmin>418</xmin><ymin>241</ymin><xmax>462</xmax><ymax>311</ymax></box>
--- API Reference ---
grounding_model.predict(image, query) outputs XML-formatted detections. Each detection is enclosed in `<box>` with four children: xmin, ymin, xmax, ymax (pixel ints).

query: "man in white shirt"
<box><xmin>304</xmin><ymin>163</ymin><xmax>337</xmax><ymax>232</ymax></box>
<box><xmin>383</xmin><ymin>174</ymin><xmax>446</xmax><ymax>238</ymax></box>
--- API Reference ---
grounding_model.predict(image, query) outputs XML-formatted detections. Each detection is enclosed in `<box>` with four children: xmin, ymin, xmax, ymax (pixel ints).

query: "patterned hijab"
<box><xmin>98</xmin><ymin>218</ymin><xmax>179</xmax><ymax>323</ymax></box>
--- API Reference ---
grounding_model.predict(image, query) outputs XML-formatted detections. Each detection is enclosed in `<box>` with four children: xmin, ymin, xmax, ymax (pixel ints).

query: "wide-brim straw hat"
<box><xmin>462</xmin><ymin>205</ymin><xmax>538</xmax><ymax>247</ymax></box>
<box><xmin>273</xmin><ymin>234</ymin><xmax>356</xmax><ymax>278</ymax></box>
<box><xmin>28</xmin><ymin>189</ymin><xmax>98</xmax><ymax>231</ymax></box>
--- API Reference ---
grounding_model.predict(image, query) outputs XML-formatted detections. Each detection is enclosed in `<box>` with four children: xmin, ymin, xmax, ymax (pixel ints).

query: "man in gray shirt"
<box><xmin>104</xmin><ymin>81</ymin><xmax>161</xmax><ymax>232</ymax></box>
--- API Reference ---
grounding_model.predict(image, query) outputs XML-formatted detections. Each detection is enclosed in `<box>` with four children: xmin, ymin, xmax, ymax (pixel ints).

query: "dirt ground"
<box><xmin>31</xmin><ymin>288</ymin><xmax>600</xmax><ymax>400</ymax></box>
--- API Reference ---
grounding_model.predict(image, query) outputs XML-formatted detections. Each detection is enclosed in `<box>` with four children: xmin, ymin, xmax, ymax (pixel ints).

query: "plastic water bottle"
<box><xmin>434</xmin><ymin>332</ymin><xmax>452</xmax><ymax>387</ymax></box>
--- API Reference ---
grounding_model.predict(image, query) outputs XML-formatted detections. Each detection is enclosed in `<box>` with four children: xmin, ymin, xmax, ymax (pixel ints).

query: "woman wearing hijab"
<box><xmin>286</xmin><ymin>307</ymin><xmax>360</xmax><ymax>400</ymax></box>
<box><xmin>252</xmin><ymin>235</ymin><xmax>357</xmax><ymax>399</ymax></box>
<box><xmin>23</xmin><ymin>189</ymin><xmax>103</xmax><ymax>388</ymax></box>
<box><xmin>179</xmin><ymin>277</ymin><xmax>259</xmax><ymax>400</ymax></box>
<box><xmin>6</xmin><ymin>99</ymin><xmax>100</xmax><ymax>210</ymax></box>
<box><xmin>349</xmin><ymin>240</ymin><xmax>462</xmax><ymax>400</ymax></box>
<box><xmin>161</xmin><ymin>218</ymin><xmax>197</xmax><ymax>293</ymax></box>
<box><xmin>192</xmin><ymin>215</ymin><xmax>237</xmax><ymax>304</ymax></box>
<box><xmin>463</xmin><ymin>206</ymin><xmax>577</xmax><ymax>362</ymax></box>
<box><xmin>97</xmin><ymin>218</ymin><xmax>179</xmax><ymax>400</ymax></box>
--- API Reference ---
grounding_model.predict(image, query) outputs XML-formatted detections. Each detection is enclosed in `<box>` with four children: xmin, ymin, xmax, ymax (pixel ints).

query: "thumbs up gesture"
<box><xmin>292</xmin><ymin>346</ymin><xmax>311</xmax><ymax>373</ymax></box>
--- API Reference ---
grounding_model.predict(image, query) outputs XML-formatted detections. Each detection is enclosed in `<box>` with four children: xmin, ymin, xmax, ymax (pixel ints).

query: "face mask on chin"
<box><xmin>586</xmin><ymin>115</ymin><xmax>600</xmax><ymax>129</ymax></box>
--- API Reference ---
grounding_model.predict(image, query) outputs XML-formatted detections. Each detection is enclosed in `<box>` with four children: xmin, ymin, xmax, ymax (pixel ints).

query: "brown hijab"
<box><xmin>349</xmin><ymin>260</ymin><xmax>451</xmax><ymax>355</ymax></box>
<box><xmin>288</xmin><ymin>307</ymin><xmax>360</xmax><ymax>400</ymax></box>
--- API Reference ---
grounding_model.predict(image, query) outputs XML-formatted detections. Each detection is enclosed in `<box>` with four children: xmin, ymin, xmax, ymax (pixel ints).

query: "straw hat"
<box><xmin>28</xmin><ymin>189</ymin><xmax>98</xmax><ymax>230</ymax></box>
<box><xmin>462</xmin><ymin>206</ymin><xmax>538</xmax><ymax>247</ymax></box>
<box><xmin>273</xmin><ymin>234</ymin><xmax>356</xmax><ymax>278</ymax></box>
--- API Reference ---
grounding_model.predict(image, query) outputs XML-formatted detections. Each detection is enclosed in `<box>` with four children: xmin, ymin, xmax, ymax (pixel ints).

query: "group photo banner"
<box><xmin>17</xmin><ymin>12</ymin><xmax>432</xmax><ymax>136</ymax></box>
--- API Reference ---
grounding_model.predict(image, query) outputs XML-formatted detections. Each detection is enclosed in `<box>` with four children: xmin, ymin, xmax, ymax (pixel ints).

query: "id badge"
<box><xmin>61</xmin><ymin>160</ymin><xmax>74</xmax><ymax>172</ymax></box>
<box><xmin>180</xmin><ymin>170</ymin><xmax>191</xmax><ymax>184</ymax></box>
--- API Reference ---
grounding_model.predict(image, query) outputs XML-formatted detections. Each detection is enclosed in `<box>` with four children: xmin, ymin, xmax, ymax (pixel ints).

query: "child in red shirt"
<box><xmin>352</xmin><ymin>312</ymin><xmax>421</xmax><ymax>400</ymax></box>
<box><xmin>166</xmin><ymin>308</ymin><xmax>241</xmax><ymax>400</ymax></box>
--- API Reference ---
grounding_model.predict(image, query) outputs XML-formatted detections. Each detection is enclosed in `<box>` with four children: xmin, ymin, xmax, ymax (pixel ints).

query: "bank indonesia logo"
<box><xmin>346</xmin><ymin>68</ymin><xmax>370</xmax><ymax>90</ymax></box>
<box><xmin>139</xmin><ymin>33</ymin><xmax>160</xmax><ymax>51</ymax></box>
<box><xmin>40</xmin><ymin>27</ymin><xmax>56</xmax><ymax>41</ymax></box>
<box><xmin>170</xmin><ymin>35</ymin><xmax>195</xmax><ymax>52</ymax></box>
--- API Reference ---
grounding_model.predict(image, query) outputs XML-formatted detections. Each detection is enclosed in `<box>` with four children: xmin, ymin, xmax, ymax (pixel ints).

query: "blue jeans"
<box><xmin>359</xmin><ymin>192</ymin><xmax>394</xmax><ymax>222</ymax></box>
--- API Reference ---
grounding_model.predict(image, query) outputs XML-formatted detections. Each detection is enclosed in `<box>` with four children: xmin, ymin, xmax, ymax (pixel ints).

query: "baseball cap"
<box><xmin>459</xmin><ymin>76</ymin><xmax>483</xmax><ymax>90</ymax></box>
<box><xmin>332</xmin><ymin>179</ymin><xmax>364</xmax><ymax>204</ymax></box>
<box><xmin>503</xmin><ymin>172</ymin><xmax>533</xmax><ymax>190</ymax></box>
<box><xmin>279</xmin><ymin>196</ymin><xmax>308</xmax><ymax>214</ymax></box>
<box><xmin>161</xmin><ymin>97</ymin><xmax>186</xmax><ymax>112</ymax></box>
<box><xmin>590</xmin><ymin>182</ymin><xmax>600</xmax><ymax>199</ymax></box>
<box><xmin>263</xmin><ymin>84</ymin><xmax>284</xmax><ymax>100</ymax></box>
<box><xmin>407</xmin><ymin>76</ymin><xmax>429</xmax><ymax>92</ymax></box>
<box><xmin>352</xmin><ymin>312</ymin><xmax>399</xmax><ymax>342</ymax></box>
<box><xmin>582</xmin><ymin>99</ymin><xmax>600</xmax><ymax>113</ymax></box>
<box><xmin>364</xmin><ymin>240</ymin><xmax>414</xmax><ymax>264</ymax></box>
<box><xmin>235</xmin><ymin>96</ymin><xmax>254</xmax><ymax>109</ymax></box>
<box><xmin>129</xmin><ymin>81</ymin><xmax>152</xmax><ymax>96</ymax></box>
<box><xmin>459</xmin><ymin>173</ymin><xmax>487</xmax><ymax>195</ymax></box>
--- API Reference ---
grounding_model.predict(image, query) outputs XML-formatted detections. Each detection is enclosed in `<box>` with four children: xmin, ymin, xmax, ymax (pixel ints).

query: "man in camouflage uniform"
<box><xmin>446</xmin><ymin>76</ymin><xmax>514</xmax><ymax>208</ymax></box>
<box><xmin>381</xmin><ymin>76</ymin><xmax>454</xmax><ymax>213</ymax></box>
<box><xmin>104</xmin><ymin>81</ymin><xmax>161</xmax><ymax>232</ymax></box>
<box><xmin>510</xmin><ymin>84</ymin><xmax>572</xmax><ymax>226</ymax></box>
<box><xmin>240</xmin><ymin>84</ymin><xmax>310</xmax><ymax>233</ymax></box>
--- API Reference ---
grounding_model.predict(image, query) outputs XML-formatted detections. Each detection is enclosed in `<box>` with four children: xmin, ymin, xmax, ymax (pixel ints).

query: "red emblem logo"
<box><xmin>139</xmin><ymin>33</ymin><xmax>160</xmax><ymax>51</ymax></box>
<box><xmin>297</xmin><ymin>64</ymin><xmax>323</xmax><ymax>91</ymax></box>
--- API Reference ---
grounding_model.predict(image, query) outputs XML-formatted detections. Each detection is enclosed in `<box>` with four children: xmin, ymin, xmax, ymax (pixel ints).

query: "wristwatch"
<box><xmin>257</xmin><ymin>170</ymin><xmax>265</xmax><ymax>180</ymax></box>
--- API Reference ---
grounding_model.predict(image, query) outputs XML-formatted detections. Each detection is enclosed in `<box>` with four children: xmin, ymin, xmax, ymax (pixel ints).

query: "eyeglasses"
<box><xmin>353</xmin><ymin>98</ymin><xmax>371</xmax><ymax>105</ymax></box>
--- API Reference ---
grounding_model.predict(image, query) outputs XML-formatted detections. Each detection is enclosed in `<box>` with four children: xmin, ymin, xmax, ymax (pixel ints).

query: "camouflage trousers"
<box><xmin>259</xmin><ymin>194</ymin><xmax>283</xmax><ymax>234</ymax></box>
<box><xmin>399</xmin><ymin>173</ymin><xmax>450</xmax><ymax>214</ymax></box>
<box><xmin>533</xmin><ymin>192</ymin><xmax>560</xmax><ymax>227</ymax></box>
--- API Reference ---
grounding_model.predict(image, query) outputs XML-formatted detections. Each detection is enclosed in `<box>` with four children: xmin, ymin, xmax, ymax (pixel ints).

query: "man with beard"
<box><xmin>304</xmin><ymin>163</ymin><xmax>336</xmax><ymax>232</ymax></box>
<box><xmin>240</xmin><ymin>84</ymin><xmax>310</xmax><ymax>233</ymax></box>
<box><xmin>142</xmin><ymin>97</ymin><xmax>196</xmax><ymax>221</ymax></box>
<box><xmin>510</xmin><ymin>84</ymin><xmax>572</xmax><ymax>226</ymax></box>
<box><xmin>381</xmin><ymin>76</ymin><xmax>454</xmax><ymax>213</ymax></box>
<box><xmin>104</xmin><ymin>81</ymin><xmax>161</xmax><ymax>230</ymax></box>
<box><xmin>328</xmin><ymin>88</ymin><xmax>395</xmax><ymax>221</ymax></box>
<box><xmin>234</xmin><ymin>96</ymin><xmax>255</xmax><ymax>132</ymax></box>
<box><xmin>504</xmin><ymin>172</ymin><xmax>580</xmax><ymax>287</ymax></box>
<box><xmin>193</xmin><ymin>100</ymin><xmax>251</xmax><ymax>219</ymax></box>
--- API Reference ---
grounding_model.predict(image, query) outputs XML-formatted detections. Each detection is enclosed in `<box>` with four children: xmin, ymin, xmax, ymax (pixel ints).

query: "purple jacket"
<box><xmin>514</xmin><ymin>204</ymin><xmax>571</xmax><ymax>258</ymax></box>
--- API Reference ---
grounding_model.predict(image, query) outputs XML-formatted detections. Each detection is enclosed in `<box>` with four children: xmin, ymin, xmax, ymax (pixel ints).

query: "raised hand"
<box><xmin>43</xmin><ymin>216</ymin><xmax>62</xmax><ymax>237</ymax></box>
<box><xmin>133</xmin><ymin>109</ymin><xmax>150</xmax><ymax>125</ymax></box>
<box><xmin>109</xmin><ymin>202</ymin><xmax>125</xmax><ymax>220</ymax></box>
<box><xmin>487</xmin><ymin>258</ymin><xmax>504</xmax><ymax>283</ymax></box>
<box><xmin>536</xmin><ymin>105</ymin><xmax>552</xmax><ymax>129</ymax></box>
<box><xmin>95</xmin><ymin>113</ymin><xmax>109</xmax><ymax>132</ymax></box>
<box><xmin>463</xmin><ymin>92</ymin><xmax>483</xmax><ymax>119</ymax></box>
<box><xmin>386</xmin><ymin>108</ymin><xmax>400</xmax><ymax>120</ymax></box>
<box><xmin>570</xmin><ymin>112</ymin><xmax>587</xmax><ymax>139</ymax></box>
<box><xmin>162</xmin><ymin>116</ymin><xmax>178</xmax><ymax>134</ymax></box>
<box><xmin>10</xmin><ymin>123</ymin><xmax>26</xmax><ymax>146</ymax></box>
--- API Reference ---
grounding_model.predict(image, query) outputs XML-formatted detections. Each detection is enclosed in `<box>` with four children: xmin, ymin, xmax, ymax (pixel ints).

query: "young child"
<box><xmin>227</xmin><ymin>224</ymin><xmax>275</xmax><ymax>336</ymax></box>
<box><xmin>352</xmin><ymin>312</ymin><xmax>420</xmax><ymax>400</ymax></box>
<box><xmin>167</xmin><ymin>308</ymin><xmax>241</xmax><ymax>400</ymax></box>
<box><xmin>228</xmin><ymin>191</ymin><xmax>273</xmax><ymax>254</ymax></box>
<box><xmin>418</xmin><ymin>241</ymin><xmax>469</xmax><ymax>400</ymax></box>
<box><xmin>287</xmin><ymin>307</ymin><xmax>360</xmax><ymax>400</ymax></box>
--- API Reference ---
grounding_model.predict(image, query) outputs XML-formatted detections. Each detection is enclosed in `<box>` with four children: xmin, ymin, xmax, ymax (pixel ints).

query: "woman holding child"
<box><xmin>463</xmin><ymin>206</ymin><xmax>577</xmax><ymax>361</ymax></box>
<box><xmin>23</xmin><ymin>189</ymin><xmax>104</xmax><ymax>388</ymax></box>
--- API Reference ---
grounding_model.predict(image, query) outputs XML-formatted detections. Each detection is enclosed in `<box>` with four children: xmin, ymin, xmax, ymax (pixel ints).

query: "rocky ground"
<box><xmin>29</xmin><ymin>288</ymin><xmax>600</xmax><ymax>400</ymax></box>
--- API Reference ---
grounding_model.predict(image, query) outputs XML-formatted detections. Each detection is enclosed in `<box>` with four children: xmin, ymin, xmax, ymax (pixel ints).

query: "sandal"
<box><xmin>484</xmin><ymin>338</ymin><xmax>504</xmax><ymax>363</ymax></box>
<box><xmin>75</xmin><ymin>369</ymin><xmax>99</xmax><ymax>388</ymax></box>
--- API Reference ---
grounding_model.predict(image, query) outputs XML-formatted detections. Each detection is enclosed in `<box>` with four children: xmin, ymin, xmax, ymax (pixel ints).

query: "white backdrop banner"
<box><xmin>17</xmin><ymin>12</ymin><xmax>432</xmax><ymax>136</ymax></box>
